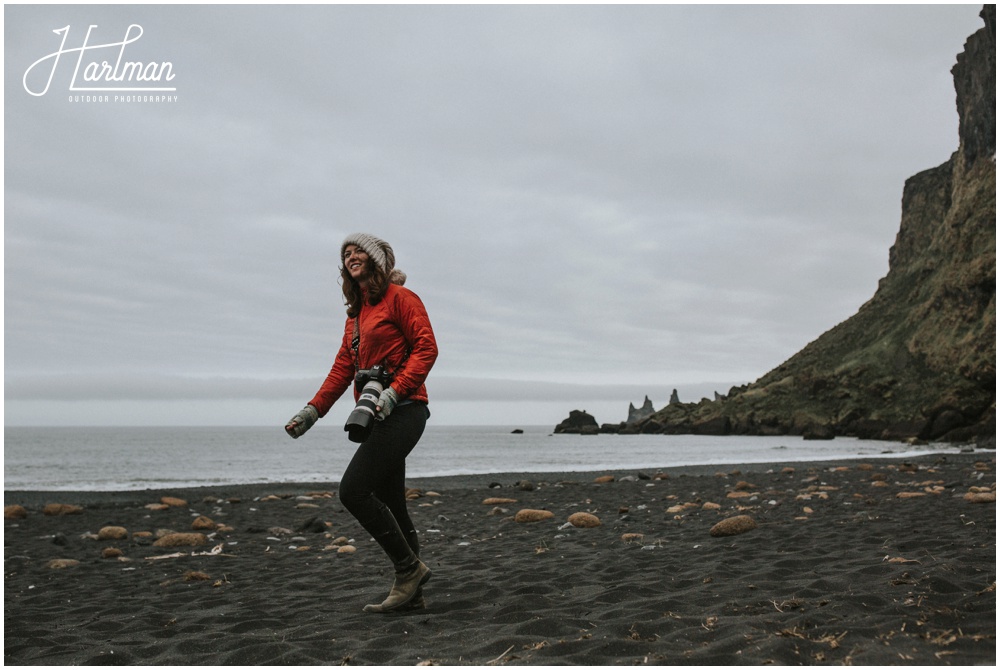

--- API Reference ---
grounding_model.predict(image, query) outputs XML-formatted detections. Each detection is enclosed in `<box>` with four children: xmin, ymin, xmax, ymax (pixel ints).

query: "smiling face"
<box><xmin>343</xmin><ymin>244</ymin><xmax>371</xmax><ymax>285</ymax></box>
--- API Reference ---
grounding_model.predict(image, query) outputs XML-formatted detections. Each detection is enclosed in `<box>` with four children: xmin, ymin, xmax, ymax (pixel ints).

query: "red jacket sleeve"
<box><xmin>389</xmin><ymin>288</ymin><xmax>438</xmax><ymax>401</ymax></box>
<box><xmin>307</xmin><ymin>326</ymin><xmax>355</xmax><ymax>418</ymax></box>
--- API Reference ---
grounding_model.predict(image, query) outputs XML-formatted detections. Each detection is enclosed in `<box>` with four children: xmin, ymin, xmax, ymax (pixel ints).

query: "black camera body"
<box><xmin>344</xmin><ymin>365</ymin><xmax>393</xmax><ymax>443</ymax></box>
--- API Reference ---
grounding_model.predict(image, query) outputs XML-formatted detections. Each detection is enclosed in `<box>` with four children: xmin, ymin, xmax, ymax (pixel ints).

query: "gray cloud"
<box><xmin>4</xmin><ymin>4</ymin><xmax>983</xmax><ymax>425</ymax></box>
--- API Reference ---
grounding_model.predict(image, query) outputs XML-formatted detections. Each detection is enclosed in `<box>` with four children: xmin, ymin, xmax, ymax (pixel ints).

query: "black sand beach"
<box><xmin>5</xmin><ymin>452</ymin><xmax>995</xmax><ymax>665</ymax></box>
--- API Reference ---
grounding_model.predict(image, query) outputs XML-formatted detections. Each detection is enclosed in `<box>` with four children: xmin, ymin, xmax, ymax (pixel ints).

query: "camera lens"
<box><xmin>344</xmin><ymin>379</ymin><xmax>384</xmax><ymax>443</ymax></box>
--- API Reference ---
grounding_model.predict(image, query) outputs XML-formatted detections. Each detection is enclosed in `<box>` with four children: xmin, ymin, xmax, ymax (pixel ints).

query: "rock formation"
<box><xmin>554</xmin><ymin>409</ymin><xmax>600</xmax><ymax>435</ymax></box>
<box><xmin>627</xmin><ymin>396</ymin><xmax>657</xmax><ymax>425</ymax></box>
<box><xmin>636</xmin><ymin>8</ymin><xmax>996</xmax><ymax>444</ymax></box>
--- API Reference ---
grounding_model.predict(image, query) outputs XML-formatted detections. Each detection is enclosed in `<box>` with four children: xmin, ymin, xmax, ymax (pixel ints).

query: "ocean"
<box><xmin>3</xmin><ymin>425</ymin><xmax>962</xmax><ymax>492</ymax></box>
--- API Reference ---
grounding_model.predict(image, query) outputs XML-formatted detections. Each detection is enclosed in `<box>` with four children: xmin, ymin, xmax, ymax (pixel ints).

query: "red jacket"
<box><xmin>308</xmin><ymin>284</ymin><xmax>437</xmax><ymax>417</ymax></box>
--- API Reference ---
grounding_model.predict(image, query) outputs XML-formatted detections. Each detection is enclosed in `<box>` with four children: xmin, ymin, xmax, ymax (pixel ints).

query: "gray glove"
<box><xmin>375</xmin><ymin>387</ymin><xmax>399</xmax><ymax>421</ymax></box>
<box><xmin>285</xmin><ymin>405</ymin><xmax>319</xmax><ymax>439</ymax></box>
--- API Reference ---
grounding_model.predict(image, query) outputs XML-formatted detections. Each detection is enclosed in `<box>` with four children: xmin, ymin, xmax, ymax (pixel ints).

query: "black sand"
<box><xmin>5</xmin><ymin>453</ymin><xmax>995</xmax><ymax>665</ymax></box>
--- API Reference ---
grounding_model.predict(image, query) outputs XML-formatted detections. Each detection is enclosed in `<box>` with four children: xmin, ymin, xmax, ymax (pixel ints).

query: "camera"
<box><xmin>344</xmin><ymin>365</ymin><xmax>393</xmax><ymax>443</ymax></box>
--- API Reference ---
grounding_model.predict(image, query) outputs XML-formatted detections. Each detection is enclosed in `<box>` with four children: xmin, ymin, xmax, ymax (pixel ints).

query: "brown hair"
<box><xmin>341</xmin><ymin>258</ymin><xmax>390</xmax><ymax>318</ymax></box>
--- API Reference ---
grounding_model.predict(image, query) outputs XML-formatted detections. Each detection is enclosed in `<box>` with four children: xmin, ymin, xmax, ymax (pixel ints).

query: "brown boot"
<box><xmin>398</xmin><ymin>587</ymin><xmax>426</xmax><ymax>611</ymax></box>
<box><xmin>363</xmin><ymin>561</ymin><xmax>431</xmax><ymax>613</ymax></box>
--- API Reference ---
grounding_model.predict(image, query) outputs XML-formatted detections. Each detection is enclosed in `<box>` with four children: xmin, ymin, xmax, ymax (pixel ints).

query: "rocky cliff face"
<box><xmin>640</xmin><ymin>7</ymin><xmax>995</xmax><ymax>444</ymax></box>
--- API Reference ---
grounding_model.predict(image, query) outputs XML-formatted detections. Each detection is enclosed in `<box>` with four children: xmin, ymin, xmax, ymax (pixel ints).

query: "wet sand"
<box><xmin>4</xmin><ymin>452</ymin><xmax>995</xmax><ymax>665</ymax></box>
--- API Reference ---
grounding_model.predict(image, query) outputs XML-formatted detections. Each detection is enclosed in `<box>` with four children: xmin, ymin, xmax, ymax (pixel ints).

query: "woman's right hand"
<box><xmin>285</xmin><ymin>405</ymin><xmax>319</xmax><ymax>439</ymax></box>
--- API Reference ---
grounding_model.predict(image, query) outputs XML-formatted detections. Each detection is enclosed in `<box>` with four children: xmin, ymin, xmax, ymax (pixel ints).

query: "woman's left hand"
<box><xmin>375</xmin><ymin>387</ymin><xmax>399</xmax><ymax>421</ymax></box>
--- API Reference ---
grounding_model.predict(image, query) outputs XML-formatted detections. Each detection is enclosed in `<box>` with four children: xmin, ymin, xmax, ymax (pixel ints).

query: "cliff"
<box><xmin>640</xmin><ymin>7</ymin><xmax>996</xmax><ymax>444</ymax></box>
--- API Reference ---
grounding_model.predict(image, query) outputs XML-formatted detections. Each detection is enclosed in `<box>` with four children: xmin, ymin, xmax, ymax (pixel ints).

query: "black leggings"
<box><xmin>338</xmin><ymin>402</ymin><xmax>429</xmax><ymax>566</ymax></box>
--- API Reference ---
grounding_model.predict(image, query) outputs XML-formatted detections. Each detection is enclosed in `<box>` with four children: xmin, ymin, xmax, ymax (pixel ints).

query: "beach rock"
<box><xmin>153</xmin><ymin>532</ymin><xmax>208</xmax><ymax>548</ymax></box>
<box><xmin>101</xmin><ymin>547</ymin><xmax>124</xmax><ymax>558</ymax></box>
<box><xmin>304</xmin><ymin>491</ymin><xmax>335</xmax><ymax>499</ymax></box>
<box><xmin>5</xmin><ymin>505</ymin><xmax>28</xmax><ymax>519</ymax></box>
<box><xmin>191</xmin><ymin>516</ymin><xmax>216</xmax><ymax>531</ymax></box>
<box><xmin>964</xmin><ymin>491</ymin><xmax>996</xmax><ymax>503</ymax></box>
<box><xmin>896</xmin><ymin>492</ymin><xmax>927</xmax><ymax>499</ymax></box>
<box><xmin>702</xmin><ymin>502</ymin><xmax>721</xmax><ymax>511</ymax></box>
<box><xmin>337</xmin><ymin>545</ymin><xmax>357</xmax><ymax>555</ymax></box>
<box><xmin>514</xmin><ymin>509</ymin><xmax>555</xmax><ymax>523</ymax></box>
<box><xmin>621</xmin><ymin>533</ymin><xmax>645</xmax><ymax>543</ymax></box>
<box><xmin>295</xmin><ymin>516</ymin><xmax>327</xmax><ymax>533</ymax></box>
<box><xmin>709</xmin><ymin>515</ymin><xmax>757</xmax><ymax>537</ymax></box>
<box><xmin>144</xmin><ymin>503</ymin><xmax>170</xmax><ymax>511</ymax></box>
<box><xmin>483</xmin><ymin>497</ymin><xmax>517</xmax><ymax>505</ymax></box>
<box><xmin>97</xmin><ymin>526</ymin><xmax>128</xmax><ymax>540</ymax></box>
<box><xmin>183</xmin><ymin>571</ymin><xmax>212</xmax><ymax>581</ymax></box>
<box><xmin>593</xmin><ymin>475</ymin><xmax>615</xmax><ymax>484</ymax></box>
<box><xmin>567</xmin><ymin>512</ymin><xmax>601</xmax><ymax>528</ymax></box>
<box><xmin>46</xmin><ymin>559</ymin><xmax>80</xmax><ymax>569</ymax></box>
<box><xmin>43</xmin><ymin>503</ymin><xmax>83</xmax><ymax>516</ymax></box>
<box><xmin>160</xmin><ymin>496</ymin><xmax>188</xmax><ymax>507</ymax></box>
<box><xmin>517</xmin><ymin>480</ymin><xmax>535</xmax><ymax>491</ymax></box>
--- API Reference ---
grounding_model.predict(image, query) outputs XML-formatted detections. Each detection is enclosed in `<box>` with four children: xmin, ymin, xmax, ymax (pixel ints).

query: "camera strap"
<box><xmin>351</xmin><ymin>317</ymin><xmax>361</xmax><ymax>371</ymax></box>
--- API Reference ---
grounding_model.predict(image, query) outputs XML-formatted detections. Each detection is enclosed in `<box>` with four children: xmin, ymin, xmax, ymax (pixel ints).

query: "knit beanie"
<box><xmin>341</xmin><ymin>233</ymin><xmax>407</xmax><ymax>285</ymax></box>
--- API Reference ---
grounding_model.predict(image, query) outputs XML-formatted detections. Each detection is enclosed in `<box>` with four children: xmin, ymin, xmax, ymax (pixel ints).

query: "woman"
<box><xmin>285</xmin><ymin>233</ymin><xmax>438</xmax><ymax>613</ymax></box>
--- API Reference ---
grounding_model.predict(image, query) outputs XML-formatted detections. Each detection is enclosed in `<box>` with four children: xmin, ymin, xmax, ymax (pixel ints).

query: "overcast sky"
<box><xmin>4</xmin><ymin>3</ymin><xmax>984</xmax><ymax>427</ymax></box>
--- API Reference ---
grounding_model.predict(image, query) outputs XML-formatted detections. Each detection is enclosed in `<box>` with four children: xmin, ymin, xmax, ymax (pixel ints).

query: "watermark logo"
<box><xmin>23</xmin><ymin>24</ymin><xmax>178</xmax><ymax>103</ymax></box>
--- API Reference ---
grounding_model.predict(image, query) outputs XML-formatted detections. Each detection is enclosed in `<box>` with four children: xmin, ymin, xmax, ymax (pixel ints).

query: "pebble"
<box><xmin>568</xmin><ymin>512</ymin><xmax>601</xmax><ymax>528</ymax></box>
<box><xmin>153</xmin><ymin>532</ymin><xmax>208</xmax><ymax>548</ymax></box>
<box><xmin>483</xmin><ymin>497</ymin><xmax>517</xmax><ymax>505</ymax></box>
<box><xmin>43</xmin><ymin>504</ymin><xmax>83</xmax><ymax>516</ymax></box>
<box><xmin>101</xmin><ymin>547</ymin><xmax>124</xmax><ymax>558</ymax></box>
<box><xmin>46</xmin><ymin>559</ymin><xmax>80</xmax><ymax>569</ymax></box>
<box><xmin>964</xmin><ymin>491</ymin><xmax>996</xmax><ymax>504</ymax></box>
<box><xmin>593</xmin><ymin>475</ymin><xmax>615</xmax><ymax>484</ymax></box>
<box><xmin>191</xmin><ymin>516</ymin><xmax>216</xmax><ymax>530</ymax></box>
<box><xmin>97</xmin><ymin>526</ymin><xmax>128</xmax><ymax>540</ymax></box>
<box><xmin>709</xmin><ymin>515</ymin><xmax>757</xmax><ymax>537</ymax></box>
<box><xmin>514</xmin><ymin>509</ymin><xmax>554</xmax><ymax>523</ymax></box>
<box><xmin>4</xmin><ymin>505</ymin><xmax>27</xmax><ymax>519</ymax></box>
<box><xmin>160</xmin><ymin>497</ymin><xmax>188</xmax><ymax>508</ymax></box>
<box><xmin>183</xmin><ymin>571</ymin><xmax>212</xmax><ymax>581</ymax></box>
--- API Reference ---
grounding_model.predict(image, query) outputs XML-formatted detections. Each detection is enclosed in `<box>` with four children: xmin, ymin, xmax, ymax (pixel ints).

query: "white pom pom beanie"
<box><xmin>341</xmin><ymin>233</ymin><xmax>407</xmax><ymax>286</ymax></box>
